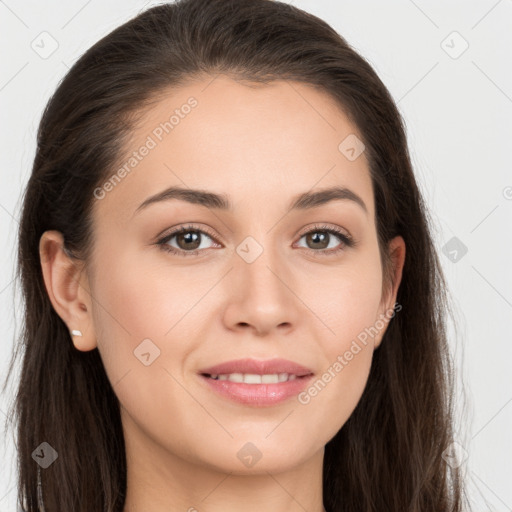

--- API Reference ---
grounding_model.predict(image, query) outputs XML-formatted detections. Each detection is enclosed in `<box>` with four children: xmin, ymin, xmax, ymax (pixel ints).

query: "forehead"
<box><xmin>94</xmin><ymin>74</ymin><xmax>374</xmax><ymax>222</ymax></box>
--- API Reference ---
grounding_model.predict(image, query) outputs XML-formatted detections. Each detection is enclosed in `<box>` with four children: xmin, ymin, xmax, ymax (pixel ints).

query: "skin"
<box><xmin>40</xmin><ymin>74</ymin><xmax>405</xmax><ymax>512</ymax></box>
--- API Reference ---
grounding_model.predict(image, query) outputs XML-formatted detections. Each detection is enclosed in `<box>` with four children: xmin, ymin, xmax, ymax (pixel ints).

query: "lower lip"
<box><xmin>199</xmin><ymin>374</ymin><xmax>314</xmax><ymax>407</ymax></box>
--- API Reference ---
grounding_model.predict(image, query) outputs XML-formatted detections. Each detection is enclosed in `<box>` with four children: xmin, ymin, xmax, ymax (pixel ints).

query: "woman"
<box><xmin>4</xmin><ymin>0</ymin><xmax>470</xmax><ymax>510</ymax></box>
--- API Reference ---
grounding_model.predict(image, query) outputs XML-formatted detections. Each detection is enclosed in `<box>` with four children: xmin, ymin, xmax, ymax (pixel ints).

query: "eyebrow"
<box><xmin>134</xmin><ymin>185</ymin><xmax>368</xmax><ymax>216</ymax></box>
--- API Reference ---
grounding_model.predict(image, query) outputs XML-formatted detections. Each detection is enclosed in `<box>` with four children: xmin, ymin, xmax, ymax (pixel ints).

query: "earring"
<box><xmin>70</xmin><ymin>329</ymin><xmax>83</xmax><ymax>337</ymax></box>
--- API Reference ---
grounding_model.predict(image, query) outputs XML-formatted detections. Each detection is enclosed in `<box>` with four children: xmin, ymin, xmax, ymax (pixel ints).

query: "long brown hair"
<box><xmin>3</xmin><ymin>0</ymin><xmax>471</xmax><ymax>510</ymax></box>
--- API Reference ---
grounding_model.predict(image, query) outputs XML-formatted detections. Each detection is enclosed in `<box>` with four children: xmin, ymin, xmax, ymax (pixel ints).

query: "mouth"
<box><xmin>198</xmin><ymin>370</ymin><xmax>314</xmax><ymax>407</ymax></box>
<box><xmin>196</xmin><ymin>358</ymin><xmax>315</xmax><ymax>406</ymax></box>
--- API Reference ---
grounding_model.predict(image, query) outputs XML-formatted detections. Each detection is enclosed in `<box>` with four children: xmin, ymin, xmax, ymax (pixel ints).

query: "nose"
<box><xmin>222</xmin><ymin>240</ymin><xmax>301</xmax><ymax>337</ymax></box>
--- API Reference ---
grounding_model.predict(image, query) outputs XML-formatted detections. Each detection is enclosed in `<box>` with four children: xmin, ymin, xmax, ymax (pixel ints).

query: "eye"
<box><xmin>156</xmin><ymin>224</ymin><xmax>220</xmax><ymax>257</ymax></box>
<box><xmin>294</xmin><ymin>224</ymin><xmax>355</xmax><ymax>256</ymax></box>
<box><xmin>156</xmin><ymin>223</ymin><xmax>356</xmax><ymax>258</ymax></box>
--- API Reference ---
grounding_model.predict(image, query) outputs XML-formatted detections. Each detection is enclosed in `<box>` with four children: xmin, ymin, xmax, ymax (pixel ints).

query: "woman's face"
<box><xmin>72</xmin><ymin>75</ymin><xmax>404</xmax><ymax>474</ymax></box>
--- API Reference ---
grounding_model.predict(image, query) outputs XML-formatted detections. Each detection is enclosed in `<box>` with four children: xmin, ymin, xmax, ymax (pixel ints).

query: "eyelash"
<box><xmin>156</xmin><ymin>223</ymin><xmax>356</xmax><ymax>258</ymax></box>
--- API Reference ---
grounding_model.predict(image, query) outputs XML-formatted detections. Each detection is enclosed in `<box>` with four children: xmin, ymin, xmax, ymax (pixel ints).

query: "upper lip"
<box><xmin>199</xmin><ymin>358</ymin><xmax>314</xmax><ymax>377</ymax></box>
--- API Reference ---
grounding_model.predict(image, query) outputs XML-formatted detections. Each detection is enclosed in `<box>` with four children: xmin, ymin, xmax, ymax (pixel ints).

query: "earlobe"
<box><xmin>374</xmin><ymin>235</ymin><xmax>406</xmax><ymax>350</ymax></box>
<box><xmin>39</xmin><ymin>230</ymin><xmax>97</xmax><ymax>352</ymax></box>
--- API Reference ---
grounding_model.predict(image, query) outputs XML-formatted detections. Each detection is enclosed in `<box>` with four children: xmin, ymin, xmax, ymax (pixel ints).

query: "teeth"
<box><xmin>208</xmin><ymin>373</ymin><xmax>298</xmax><ymax>383</ymax></box>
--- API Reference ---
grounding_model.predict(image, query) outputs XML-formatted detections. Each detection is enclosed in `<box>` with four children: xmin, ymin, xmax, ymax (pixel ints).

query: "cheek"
<box><xmin>91</xmin><ymin>244</ymin><xmax>197</xmax><ymax>342</ymax></box>
<box><xmin>88</xmin><ymin>251</ymin><xmax>200</xmax><ymax>445</ymax></box>
<box><xmin>297</xmin><ymin>292</ymin><xmax>379</xmax><ymax>444</ymax></box>
<box><xmin>300</xmin><ymin>251</ymin><xmax>384</xmax><ymax>349</ymax></box>
<box><xmin>89</xmin><ymin>243</ymin><xmax>218</xmax><ymax>410</ymax></box>
<box><xmin>88</xmin><ymin>246</ymin><xmax>183</xmax><ymax>390</ymax></box>
<box><xmin>294</xmin><ymin>253</ymin><xmax>383</xmax><ymax>430</ymax></box>
<box><xmin>296</xmin><ymin>341</ymin><xmax>373</xmax><ymax>454</ymax></box>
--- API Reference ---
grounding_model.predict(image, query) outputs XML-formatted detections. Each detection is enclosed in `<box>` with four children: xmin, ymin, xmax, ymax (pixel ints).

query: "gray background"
<box><xmin>1</xmin><ymin>1</ymin><xmax>511</xmax><ymax>510</ymax></box>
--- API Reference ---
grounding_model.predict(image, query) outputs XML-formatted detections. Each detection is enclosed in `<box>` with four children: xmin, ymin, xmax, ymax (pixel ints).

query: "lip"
<box><xmin>198</xmin><ymin>358</ymin><xmax>314</xmax><ymax>377</ymax></box>
<box><xmin>199</xmin><ymin>374</ymin><xmax>314</xmax><ymax>407</ymax></box>
<box><xmin>197</xmin><ymin>358</ymin><xmax>314</xmax><ymax>407</ymax></box>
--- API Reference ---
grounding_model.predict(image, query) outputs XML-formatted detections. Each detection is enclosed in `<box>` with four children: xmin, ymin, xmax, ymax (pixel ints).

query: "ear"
<box><xmin>39</xmin><ymin>230</ymin><xmax>97</xmax><ymax>351</ymax></box>
<box><xmin>373</xmin><ymin>235</ymin><xmax>406</xmax><ymax>350</ymax></box>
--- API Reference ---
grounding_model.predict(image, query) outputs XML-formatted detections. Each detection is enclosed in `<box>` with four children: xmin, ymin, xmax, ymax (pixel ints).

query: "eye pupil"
<box><xmin>307</xmin><ymin>232</ymin><xmax>329</xmax><ymax>249</ymax></box>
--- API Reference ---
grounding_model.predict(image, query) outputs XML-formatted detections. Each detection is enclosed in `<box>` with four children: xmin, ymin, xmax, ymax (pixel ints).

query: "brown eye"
<box><xmin>175</xmin><ymin>230</ymin><xmax>202</xmax><ymax>250</ymax></box>
<box><xmin>157</xmin><ymin>225</ymin><xmax>219</xmax><ymax>257</ymax></box>
<box><xmin>295</xmin><ymin>224</ymin><xmax>355</xmax><ymax>256</ymax></box>
<box><xmin>304</xmin><ymin>231</ymin><xmax>331</xmax><ymax>250</ymax></box>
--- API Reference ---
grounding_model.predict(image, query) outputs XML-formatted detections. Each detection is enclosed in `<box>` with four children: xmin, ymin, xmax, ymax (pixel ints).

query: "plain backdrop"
<box><xmin>1</xmin><ymin>1</ymin><xmax>511</xmax><ymax>511</ymax></box>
